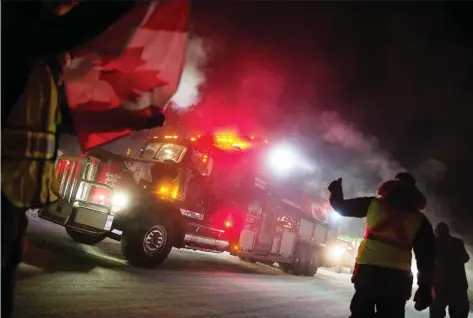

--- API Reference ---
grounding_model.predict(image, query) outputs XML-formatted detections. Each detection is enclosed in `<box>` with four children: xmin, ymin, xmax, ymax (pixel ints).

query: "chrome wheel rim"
<box><xmin>143</xmin><ymin>225</ymin><xmax>167</xmax><ymax>256</ymax></box>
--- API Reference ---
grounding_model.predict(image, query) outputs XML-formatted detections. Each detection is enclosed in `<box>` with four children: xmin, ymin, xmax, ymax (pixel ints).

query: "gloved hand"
<box><xmin>144</xmin><ymin>112</ymin><xmax>165</xmax><ymax>129</ymax></box>
<box><xmin>328</xmin><ymin>178</ymin><xmax>343</xmax><ymax>194</ymax></box>
<box><xmin>413</xmin><ymin>285</ymin><xmax>432</xmax><ymax>311</ymax></box>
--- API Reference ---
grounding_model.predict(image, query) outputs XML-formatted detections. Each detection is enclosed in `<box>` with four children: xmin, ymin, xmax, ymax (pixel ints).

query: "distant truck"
<box><xmin>324</xmin><ymin>237</ymin><xmax>358</xmax><ymax>274</ymax></box>
<box><xmin>40</xmin><ymin>134</ymin><xmax>339</xmax><ymax>275</ymax></box>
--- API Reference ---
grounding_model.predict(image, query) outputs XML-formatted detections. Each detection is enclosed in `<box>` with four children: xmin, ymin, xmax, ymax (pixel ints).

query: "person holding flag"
<box><xmin>1</xmin><ymin>1</ymin><xmax>190</xmax><ymax>317</ymax></box>
<box><xmin>328</xmin><ymin>173</ymin><xmax>435</xmax><ymax>318</ymax></box>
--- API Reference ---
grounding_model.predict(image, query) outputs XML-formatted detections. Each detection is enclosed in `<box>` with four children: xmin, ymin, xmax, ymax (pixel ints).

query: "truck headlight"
<box><xmin>329</xmin><ymin>246</ymin><xmax>345</xmax><ymax>260</ymax></box>
<box><xmin>112</xmin><ymin>192</ymin><xmax>128</xmax><ymax>209</ymax></box>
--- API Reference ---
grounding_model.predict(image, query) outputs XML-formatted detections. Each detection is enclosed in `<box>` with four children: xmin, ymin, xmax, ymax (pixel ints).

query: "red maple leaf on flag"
<box><xmin>100</xmin><ymin>69</ymin><xmax>167</xmax><ymax>102</ymax></box>
<box><xmin>66</xmin><ymin>0</ymin><xmax>191</xmax><ymax>151</ymax></box>
<box><xmin>102</xmin><ymin>47</ymin><xmax>147</xmax><ymax>74</ymax></box>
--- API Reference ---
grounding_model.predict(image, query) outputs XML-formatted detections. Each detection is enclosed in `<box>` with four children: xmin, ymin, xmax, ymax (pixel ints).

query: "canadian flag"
<box><xmin>64</xmin><ymin>0</ymin><xmax>190</xmax><ymax>151</ymax></box>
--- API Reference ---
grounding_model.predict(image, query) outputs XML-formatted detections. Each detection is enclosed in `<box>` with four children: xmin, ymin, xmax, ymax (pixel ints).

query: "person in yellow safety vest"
<box><xmin>1</xmin><ymin>2</ymin><xmax>133</xmax><ymax>318</ymax></box>
<box><xmin>328</xmin><ymin>173</ymin><xmax>435</xmax><ymax>318</ymax></box>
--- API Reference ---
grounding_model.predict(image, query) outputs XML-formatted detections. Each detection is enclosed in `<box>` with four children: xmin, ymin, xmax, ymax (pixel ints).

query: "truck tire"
<box><xmin>66</xmin><ymin>227</ymin><xmax>107</xmax><ymax>245</ymax></box>
<box><xmin>304</xmin><ymin>248</ymin><xmax>319</xmax><ymax>277</ymax></box>
<box><xmin>121</xmin><ymin>214</ymin><xmax>174</xmax><ymax>268</ymax></box>
<box><xmin>292</xmin><ymin>244</ymin><xmax>308</xmax><ymax>276</ymax></box>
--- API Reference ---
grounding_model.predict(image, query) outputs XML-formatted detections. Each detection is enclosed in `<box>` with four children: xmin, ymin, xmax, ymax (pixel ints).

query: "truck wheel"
<box><xmin>292</xmin><ymin>245</ymin><xmax>308</xmax><ymax>276</ymax></box>
<box><xmin>66</xmin><ymin>227</ymin><xmax>107</xmax><ymax>245</ymax></box>
<box><xmin>304</xmin><ymin>248</ymin><xmax>319</xmax><ymax>277</ymax></box>
<box><xmin>121</xmin><ymin>215</ymin><xmax>174</xmax><ymax>268</ymax></box>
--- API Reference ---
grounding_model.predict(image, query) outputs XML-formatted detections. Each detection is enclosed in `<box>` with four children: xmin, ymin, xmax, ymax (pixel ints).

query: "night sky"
<box><xmin>183</xmin><ymin>2</ymin><xmax>473</xmax><ymax>235</ymax></box>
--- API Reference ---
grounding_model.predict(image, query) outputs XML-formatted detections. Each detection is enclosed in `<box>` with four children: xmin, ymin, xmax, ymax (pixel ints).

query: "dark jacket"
<box><xmin>434</xmin><ymin>234</ymin><xmax>469</xmax><ymax>291</ymax></box>
<box><xmin>330</xmin><ymin>180</ymin><xmax>435</xmax><ymax>297</ymax></box>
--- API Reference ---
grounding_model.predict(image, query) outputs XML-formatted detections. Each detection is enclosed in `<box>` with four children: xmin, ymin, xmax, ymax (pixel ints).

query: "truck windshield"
<box><xmin>141</xmin><ymin>142</ymin><xmax>187</xmax><ymax>163</ymax></box>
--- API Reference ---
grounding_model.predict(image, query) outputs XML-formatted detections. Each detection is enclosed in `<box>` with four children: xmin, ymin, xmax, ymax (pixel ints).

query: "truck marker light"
<box><xmin>159</xmin><ymin>186</ymin><xmax>169</xmax><ymax>194</ymax></box>
<box><xmin>225</xmin><ymin>220</ymin><xmax>233</xmax><ymax>228</ymax></box>
<box><xmin>171</xmin><ymin>188</ymin><xmax>179</xmax><ymax>199</ymax></box>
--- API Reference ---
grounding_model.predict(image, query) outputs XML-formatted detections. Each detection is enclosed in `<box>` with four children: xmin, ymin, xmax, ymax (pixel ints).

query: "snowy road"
<box><xmin>14</xmin><ymin>214</ymin><xmax>467</xmax><ymax>318</ymax></box>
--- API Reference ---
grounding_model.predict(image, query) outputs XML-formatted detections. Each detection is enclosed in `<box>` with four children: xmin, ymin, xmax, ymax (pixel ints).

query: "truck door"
<box><xmin>253</xmin><ymin>192</ymin><xmax>279</xmax><ymax>256</ymax></box>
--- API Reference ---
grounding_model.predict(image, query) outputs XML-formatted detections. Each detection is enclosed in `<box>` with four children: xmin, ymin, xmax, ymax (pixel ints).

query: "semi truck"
<box><xmin>40</xmin><ymin>133</ymin><xmax>339</xmax><ymax>275</ymax></box>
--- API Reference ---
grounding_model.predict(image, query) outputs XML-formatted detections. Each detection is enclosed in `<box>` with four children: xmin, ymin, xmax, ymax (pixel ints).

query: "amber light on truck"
<box><xmin>215</xmin><ymin>134</ymin><xmax>251</xmax><ymax>150</ymax></box>
<box><xmin>157</xmin><ymin>184</ymin><xmax>179</xmax><ymax>199</ymax></box>
<box><xmin>224</xmin><ymin>220</ymin><xmax>233</xmax><ymax>228</ymax></box>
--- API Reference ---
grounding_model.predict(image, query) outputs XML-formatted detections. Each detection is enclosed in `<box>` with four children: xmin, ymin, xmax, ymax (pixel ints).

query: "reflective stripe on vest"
<box><xmin>1</xmin><ymin>60</ymin><xmax>61</xmax><ymax>208</ymax></box>
<box><xmin>2</xmin><ymin>129</ymin><xmax>56</xmax><ymax>160</ymax></box>
<box><xmin>356</xmin><ymin>198</ymin><xmax>423</xmax><ymax>270</ymax></box>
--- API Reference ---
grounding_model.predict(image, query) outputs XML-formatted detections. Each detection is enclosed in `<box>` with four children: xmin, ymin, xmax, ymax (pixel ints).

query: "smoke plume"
<box><xmin>171</xmin><ymin>36</ymin><xmax>209</xmax><ymax>110</ymax></box>
<box><xmin>413</xmin><ymin>158</ymin><xmax>449</xmax><ymax>219</ymax></box>
<box><xmin>291</xmin><ymin>110</ymin><xmax>451</xmax><ymax>237</ymax></box>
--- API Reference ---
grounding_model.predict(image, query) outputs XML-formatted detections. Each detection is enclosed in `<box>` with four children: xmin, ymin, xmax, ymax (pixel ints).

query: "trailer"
<box><xmin>234</xmin><ymin>175</ymin><xmax>339</xmax><ymax>276</ymax></box>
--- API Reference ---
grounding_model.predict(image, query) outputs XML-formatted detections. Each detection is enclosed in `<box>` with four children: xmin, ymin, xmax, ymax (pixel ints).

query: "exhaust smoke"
<box><xmin>171</xmin><ymin>36</ymin><xmax>209</xmax><ymax>111</ymax></box>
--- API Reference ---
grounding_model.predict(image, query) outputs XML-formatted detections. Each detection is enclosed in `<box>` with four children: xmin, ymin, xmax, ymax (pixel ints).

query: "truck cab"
<box><xmin>135</xmin><ymin>135</ymin><xmax>238</xmax><ymax>253</ymax></box>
